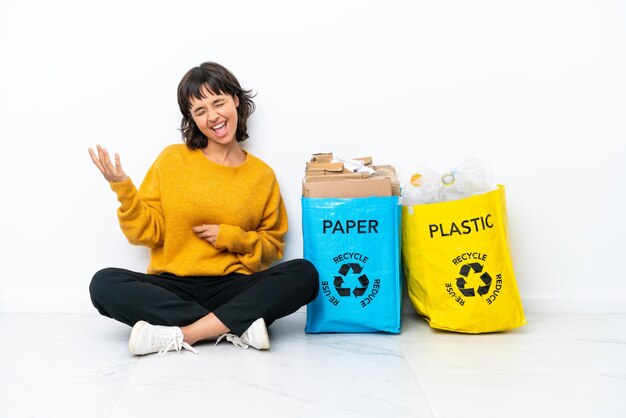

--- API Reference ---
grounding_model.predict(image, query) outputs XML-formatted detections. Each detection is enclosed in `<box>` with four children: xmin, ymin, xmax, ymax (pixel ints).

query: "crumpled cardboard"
<box><xmin>302</xmin><ymin>153</ymin><xmax>400</xmax><ymax>198</ymax></box>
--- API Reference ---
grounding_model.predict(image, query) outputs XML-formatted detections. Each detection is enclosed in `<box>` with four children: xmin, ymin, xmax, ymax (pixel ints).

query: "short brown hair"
<box><xmin>177</xmin><ymin>62</ymin><xmax>255</xmax><ymax>149</ymax></box>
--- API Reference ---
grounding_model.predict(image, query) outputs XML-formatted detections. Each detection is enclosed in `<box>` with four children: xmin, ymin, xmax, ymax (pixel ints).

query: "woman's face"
<box><xmin>189</xmin><ymin>85</ymin><xmax>240</xmax><ymax>147</ymax></box>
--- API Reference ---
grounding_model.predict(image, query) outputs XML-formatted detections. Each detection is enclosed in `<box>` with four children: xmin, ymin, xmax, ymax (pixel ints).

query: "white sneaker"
<box><xmin>215</xmin><ymin>318</ymin><xmax>270</xmax><ymax>350</ymax></box>
<box><xmin>128</xmin><ymin>321</ymin><xmax>199</xmax><ymax>357</ymax></box>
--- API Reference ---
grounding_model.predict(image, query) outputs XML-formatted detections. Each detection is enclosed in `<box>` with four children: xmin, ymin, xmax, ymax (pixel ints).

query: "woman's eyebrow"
<box><xmin>192</xmin><ymin>96</ymin><xmax>226</xmax><ymax>112</ymax></box>
<box><xmin>206</xmin><ymin>97</ymin><xmax>225</xmax><ymax>105</ymax></box>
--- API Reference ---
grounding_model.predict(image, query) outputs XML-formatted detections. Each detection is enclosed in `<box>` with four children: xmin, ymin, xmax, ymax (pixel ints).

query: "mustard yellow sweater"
<box><xmin>109</xmin><ymin>144</ymin><xmax>287</xmax><ymax>276</ymax></box>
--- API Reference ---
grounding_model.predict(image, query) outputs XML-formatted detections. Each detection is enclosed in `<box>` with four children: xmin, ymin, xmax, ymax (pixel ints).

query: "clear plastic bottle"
<box><xmin>402</xmin><ymin>158</ymin><xmax>496</xmax><ymax>206</ymax></box>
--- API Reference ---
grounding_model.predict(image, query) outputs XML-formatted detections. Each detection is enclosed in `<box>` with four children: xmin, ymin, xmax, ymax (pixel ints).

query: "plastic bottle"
<box><xmin>402</xmin><ymin>158</ymin><xmax>496</xmax><ymax>206</ymax></box>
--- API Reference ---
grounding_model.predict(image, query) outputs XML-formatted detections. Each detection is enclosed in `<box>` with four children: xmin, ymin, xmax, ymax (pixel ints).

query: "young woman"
<box><xmin>88</xmin><ymin>62</ymin><xmax>319</xmax><ymax>356</ymax></box>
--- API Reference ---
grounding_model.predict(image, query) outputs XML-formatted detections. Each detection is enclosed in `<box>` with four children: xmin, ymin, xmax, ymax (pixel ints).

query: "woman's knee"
<box><xmin>89</xmin><ymin>267</ymin><xmax>124</xmax><ymax>304</ymax></box>
<box><xmin>291</xmin><ymin>258</ymin><xmax>320</xmax><ymax>298</ymax></box>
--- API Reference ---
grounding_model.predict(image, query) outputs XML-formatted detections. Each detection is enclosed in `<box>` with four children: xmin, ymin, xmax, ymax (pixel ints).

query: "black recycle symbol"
<box><xmin>456</xmin><ymin>263</ymin><xmax>492</xmax><ymax>297</ymax></box>
<box><xmin>334</xmin><ymin>263</ymin><xmax>370</xmax><ymax>297</ymax></box>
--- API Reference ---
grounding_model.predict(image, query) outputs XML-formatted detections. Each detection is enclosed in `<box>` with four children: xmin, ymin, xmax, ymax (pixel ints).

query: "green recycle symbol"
<box><xmin>456</xmin><ymin>262</ymin><xmax>492</xmax><ymax>297</ymax></box>
<box><xmin>334</xmin><ymin>263</ymin><xmax>370</xmax><ymax>297</ymax></box>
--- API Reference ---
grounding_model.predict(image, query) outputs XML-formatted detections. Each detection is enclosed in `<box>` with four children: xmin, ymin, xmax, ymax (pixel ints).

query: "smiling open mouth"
<box><xmin>211</xmin><ymin>122</ymin><xmax>228</xmax><ymax>136</ymax></box>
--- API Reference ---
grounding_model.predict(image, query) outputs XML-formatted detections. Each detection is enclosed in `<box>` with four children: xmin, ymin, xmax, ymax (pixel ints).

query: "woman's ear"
<box><xmin>234</xmin><ymin>95</ymin><xmax>240</xmax><ymax>108</ymax></box>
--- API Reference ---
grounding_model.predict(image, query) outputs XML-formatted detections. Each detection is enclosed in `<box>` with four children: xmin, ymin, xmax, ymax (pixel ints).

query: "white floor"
<box><xmin>1</xmin><ymin>305</ymin><xmax>625</xmax><ymax>418</ymax></box>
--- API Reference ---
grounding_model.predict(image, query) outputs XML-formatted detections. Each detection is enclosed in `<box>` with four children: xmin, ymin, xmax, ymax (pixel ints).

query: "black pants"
<box><xmin>89</xmin><ymin>258</ymin><xmax>319</xmax><ymax>336</ymax></box>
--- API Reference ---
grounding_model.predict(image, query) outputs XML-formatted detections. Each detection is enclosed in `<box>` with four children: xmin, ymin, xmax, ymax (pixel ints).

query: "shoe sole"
<box><xmin>128</xmin><ymin>320</ymin><xmax>148</xmax><ymax>355</ymax></box>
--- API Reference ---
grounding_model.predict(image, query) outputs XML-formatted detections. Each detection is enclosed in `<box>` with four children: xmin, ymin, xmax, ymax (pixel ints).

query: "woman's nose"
<box><xmin>206</xmin><ymin>106</ymin><xmax>219</xmax><ymax>121</ymax></box>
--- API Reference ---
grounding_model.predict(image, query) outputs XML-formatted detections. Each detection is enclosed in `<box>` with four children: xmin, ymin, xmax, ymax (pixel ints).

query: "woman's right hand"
<box><xmin>88</xmin><ymin>144</ymin><xmax>129</xmax><ymax>183</ymax></box>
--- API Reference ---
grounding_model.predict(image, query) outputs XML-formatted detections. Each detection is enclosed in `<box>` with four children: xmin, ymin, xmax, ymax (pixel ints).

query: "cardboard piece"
<box><xmin>373</xmin><ymin>165</ymin><xmax>401</xmax><ymax>196</ymax></box>
<box><xmin>302</xmin><ymin>177</ymin><xmax>393</xmax><ymax>198</ymax></box>
<box><xmin>310</xmin><ymin>153</ymin><xmax>333</xmax><ymax>163</ymax></box>
<box><xmin>302</xmin><ymin>152</ymin><xmax>400</xmax><ymax>198</ymax></box>
<box><xmin>306</xmin><ymin>172</ymin><xmax>371</xmax><ymax>182</ymax></box>
<box><xmin>306</xmin><ymin>162</ymin><xmax>350</xmax><ymax>175</ymax></box>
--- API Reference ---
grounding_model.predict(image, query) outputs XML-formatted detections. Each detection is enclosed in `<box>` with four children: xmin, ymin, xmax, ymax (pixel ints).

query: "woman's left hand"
<box><xmin>192</xmin><ymin>224</ymin><xmax>220</xmax><ymax>245</ymax></box>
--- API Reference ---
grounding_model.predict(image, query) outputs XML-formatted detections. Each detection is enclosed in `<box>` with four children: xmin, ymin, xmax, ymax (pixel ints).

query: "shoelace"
<box><xmin>215</xmin><ymin>333</ymin><xmax>250</xmax><ymax>350</ymax></box>
<box><xmin>156</xmin><ymin>333</ymin><xmax>199</xmax><ymax>357</ymax></box>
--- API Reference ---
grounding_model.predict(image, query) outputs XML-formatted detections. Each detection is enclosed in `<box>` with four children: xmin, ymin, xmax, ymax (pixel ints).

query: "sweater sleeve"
<box><xmin>109</xmin><ymin>163</ymin><xmax>165</xmax><ymax>248</ymax></box>
<box><xmin>214</xmin><ymin>177</ymin><xmax>287</xmax><ymax>272</ymax></box>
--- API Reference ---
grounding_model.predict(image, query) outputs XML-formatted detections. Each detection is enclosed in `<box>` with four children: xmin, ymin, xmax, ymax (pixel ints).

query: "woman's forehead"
<box><xmin>189</xmin><ymin>87</ymin><xmax>230</xmax><ymax>107</ymax></box>
<box><xmin>196</xmin><ymin>83</ymin><xmax>223</xmax><ymax>98</ymax></box>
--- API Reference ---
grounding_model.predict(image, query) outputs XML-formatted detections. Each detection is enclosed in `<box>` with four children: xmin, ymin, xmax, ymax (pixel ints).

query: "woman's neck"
<box><xmin>201</xmin><ymin>142</ymin><xmax>246</xmax><ymax>166</ymax></box>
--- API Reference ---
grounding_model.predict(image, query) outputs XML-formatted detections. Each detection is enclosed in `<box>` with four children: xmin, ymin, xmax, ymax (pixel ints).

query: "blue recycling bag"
<box><xmin>302</xmin><ymin>196</ymin><xmax>402</xmax><ymax>333</ymax></box>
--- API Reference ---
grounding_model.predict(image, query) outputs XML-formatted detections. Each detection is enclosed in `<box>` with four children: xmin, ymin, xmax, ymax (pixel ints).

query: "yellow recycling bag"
<box><xmin>402</xmin><ymin>185</ymin><xmax>525</xmax><ymax>333</ymax></box>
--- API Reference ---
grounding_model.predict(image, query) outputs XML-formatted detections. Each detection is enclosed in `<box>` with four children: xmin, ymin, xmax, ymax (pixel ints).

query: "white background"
<box><xmin>0</xmin><ymin>0</ymin><xmax>624</xmax><ymax>312</ymax></box>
